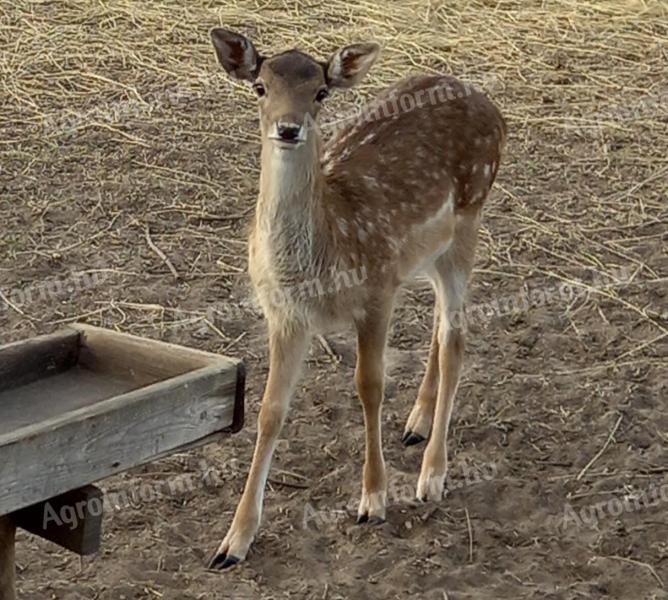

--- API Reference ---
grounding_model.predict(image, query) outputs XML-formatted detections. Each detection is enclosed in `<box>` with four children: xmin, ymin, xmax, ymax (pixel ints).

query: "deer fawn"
<box><xmin>208</xmin><ymin>28</ymin><xmax>506</xmax><ymax>568</ymax></box>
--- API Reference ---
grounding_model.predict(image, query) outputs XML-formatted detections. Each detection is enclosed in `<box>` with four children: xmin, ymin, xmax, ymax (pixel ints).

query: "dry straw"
<box><xmin>0</xmin><ymin>0</ymin><xmax>666</xmax><ymax>363</ymax></box>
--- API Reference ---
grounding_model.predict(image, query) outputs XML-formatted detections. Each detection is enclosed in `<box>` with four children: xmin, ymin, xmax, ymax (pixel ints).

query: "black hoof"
<box><xmin>208</xmin><ymin>553</ymin><xmax>241</xmax><ymax>570</ymax></box>
<box><xmin>357</xmin><ymin>513</ymin><xmax>385</xmax><ymax>525</ymax></box>
<box><xmin>402</xmin><ymin>431</ymin><xmax>426</xmax><ymax>447</ymax></box>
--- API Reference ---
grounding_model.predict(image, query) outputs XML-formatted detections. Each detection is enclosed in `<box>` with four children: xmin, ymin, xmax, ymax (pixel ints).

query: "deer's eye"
<box><xmin>315</xmin><ymin>88</ymin><xmax>329</xmax><ymax>102</ymax></box>
<box><xmin>253</xmin><ymin>83</ymin><xmax>266</xmax><ymax>97</ymax></box>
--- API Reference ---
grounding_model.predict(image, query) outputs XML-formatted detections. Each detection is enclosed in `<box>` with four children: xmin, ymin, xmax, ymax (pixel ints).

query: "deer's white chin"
<box><xmin>268</xmin><ymin>137</ymin><xmax>306</xmax><ymax>150</ymax></box>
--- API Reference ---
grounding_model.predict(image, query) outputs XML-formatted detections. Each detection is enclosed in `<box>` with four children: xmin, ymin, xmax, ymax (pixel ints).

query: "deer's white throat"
<box><xmin>256</xmin><ymin>136</ymin><xmax>324</xmax><ymax>274</ymax></box>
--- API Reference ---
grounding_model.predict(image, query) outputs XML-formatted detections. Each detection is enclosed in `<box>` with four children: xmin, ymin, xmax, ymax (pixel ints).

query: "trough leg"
<box><xmin>0</xmin><ymin>517</ymin><xmax>16</xmax><ymax>600</ymax></box>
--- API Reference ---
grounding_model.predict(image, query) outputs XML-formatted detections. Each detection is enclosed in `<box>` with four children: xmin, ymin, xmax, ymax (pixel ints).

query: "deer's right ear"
<box><xmin>210</xmin><ymin>28</ymin><xmax>262</xmax><ymax>82</ymax></box>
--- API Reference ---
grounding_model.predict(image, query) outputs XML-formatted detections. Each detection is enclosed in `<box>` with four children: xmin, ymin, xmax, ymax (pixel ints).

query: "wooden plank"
<box><xmin>0</xmin><ymin>330</ymin><xmax>79</xmax><ymax>392</ymax></box>
<box><xmin>71</xmin><ymin>323</ymin><xmax>239</xmax><ymax>386</ymax></box>
<box><xmin>0</xmin><ymin>363</ymin><xmax>238</xmax><ymax>516</ymax></box>
<box><xmin>0</xmin><ymin>517</ymin><xmax>15</xmax><ymax>600</ymax></box>
<box><xmin>13</xmin><ymin>486</ymin><xmax>103</xmax><ymax>556</ymax></box>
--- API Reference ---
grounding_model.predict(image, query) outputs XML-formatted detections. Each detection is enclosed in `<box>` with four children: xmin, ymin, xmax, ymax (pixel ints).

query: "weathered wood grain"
<box><xmin>0</xmin><ymin>325</ymin><xmax>245</xmax><ymax>515</ymax></box>
<box><xmin>0</xmin><ymin>363</ymin><xmax>239</xmax><ymax>516</ymax></box>
<box><xmin>0</xmin><ymin>330</ymin><xmax>79</xmax><ymax>392</ymax></box>
<box><xmin>71</xmin><ymin>323</ymin><xmax>238</xmax><ymax>385</ymax></box>
<box><xmin>0</xmin><ymin>368</ymin><xmax>135</xmax><ymax>437</ymax></box>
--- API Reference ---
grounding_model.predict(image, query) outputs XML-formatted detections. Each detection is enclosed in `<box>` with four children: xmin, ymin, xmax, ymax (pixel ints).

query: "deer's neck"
<box><xmin>256</xmin><ymin>136</ymin><xmax>326</xmax><ymax>273</ymax></box>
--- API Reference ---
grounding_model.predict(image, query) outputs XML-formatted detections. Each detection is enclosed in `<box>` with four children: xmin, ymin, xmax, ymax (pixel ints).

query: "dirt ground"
<box><xmin>1</xmin><ymin>1</ymin><xmax>667</xmax><ymax>599</ymax></box>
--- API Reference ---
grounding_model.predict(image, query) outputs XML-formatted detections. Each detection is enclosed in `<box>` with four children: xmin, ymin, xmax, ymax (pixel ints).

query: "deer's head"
<box><xmin>211</xmin><ymin>29</ymin><xmax>379</xmax><ymax>150</ymax></box>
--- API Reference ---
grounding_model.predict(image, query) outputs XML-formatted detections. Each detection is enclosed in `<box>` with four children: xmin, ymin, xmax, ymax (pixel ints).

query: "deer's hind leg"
<box><xmin>403</xmin><ymin>297</ymin><xmax>441</xmax><ymax>446</ymax></box>
<box><xmin>416</xmin><ymin>214</ymin><xmax>479</xmax><ymax>501</ymax></box>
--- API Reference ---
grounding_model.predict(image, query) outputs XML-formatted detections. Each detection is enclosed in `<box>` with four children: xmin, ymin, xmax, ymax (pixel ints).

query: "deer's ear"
<box><xmin>210</xmin><ymin>28</ymin><xmax>262</xmax><ymax>82</ymax></box>
<box><xmin>326</xmin><ymin>43</ymin><xmax>380</xmax><ymax>88</ymax></box>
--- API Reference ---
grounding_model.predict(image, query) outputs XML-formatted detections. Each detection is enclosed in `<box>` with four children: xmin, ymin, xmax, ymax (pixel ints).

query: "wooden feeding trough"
<box><xmin>0</xmin><ymin>324</ymin><xmax>245</xmax><ymax>599</ymax></box>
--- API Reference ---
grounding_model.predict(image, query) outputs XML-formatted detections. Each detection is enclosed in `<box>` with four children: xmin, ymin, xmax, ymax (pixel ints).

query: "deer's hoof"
<box><xmin>208</xmin><ymin>552</ymin><xmax>241</xmax><ymax>570</ymax></box>
<box><xmin>356</xmin><ymin>513</ymin><xmax>386</xmax><ymax>525</ymax></box>
<box><xmin>416</xmin><ymin>470</ymin><xmax>446</xmax><ymax>502</ymax></box>
<box><xmin>402</xmin><ymin>431</ymin><xmax>426</xmax><ymax>447</ymax></box>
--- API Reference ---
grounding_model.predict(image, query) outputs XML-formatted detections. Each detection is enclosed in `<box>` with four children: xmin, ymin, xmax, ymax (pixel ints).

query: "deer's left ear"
<box><xmin>210</xmin><ymin>28</ymin><xmax>263</xmax><ymax>82</ymax></box>
<box><xmin>326</xmin><ymin>43</ymin><xmax>380</xmax><ymax>88</ymax></box>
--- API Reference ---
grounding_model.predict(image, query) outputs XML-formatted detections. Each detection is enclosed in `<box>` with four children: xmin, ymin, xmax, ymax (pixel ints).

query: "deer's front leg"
<box><xmin>0</xmin><ymin>517</ymin><xmax>16</xmax><ymax>600</ymax></box>
<box><xmin>355</xmin><ymin>307</ymin><xmax>391</xmax><ymax>524</ymax></box>
<box><xmin>209</xmin><ymin>325</ymin><xmax>309</xmax><ymax>569</ymax></box>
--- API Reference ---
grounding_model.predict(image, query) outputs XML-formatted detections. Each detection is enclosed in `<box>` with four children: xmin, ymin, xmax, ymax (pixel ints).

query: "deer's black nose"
<box><xmin>277</xmin><ymin>123</ymin><xmax>302</xmax><ymax>142</ymax></box>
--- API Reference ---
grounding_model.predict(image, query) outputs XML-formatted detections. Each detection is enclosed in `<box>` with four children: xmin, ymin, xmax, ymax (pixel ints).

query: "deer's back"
<box><xmin>323</xmin><ymin>74</ymin><xmax>506</xmax><ymax>218</ymax></box>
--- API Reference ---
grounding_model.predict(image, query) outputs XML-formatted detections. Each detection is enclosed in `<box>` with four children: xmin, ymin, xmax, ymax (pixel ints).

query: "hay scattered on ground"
<box><xmin>1</xmin><ymin>2</ymin><xmax>667</xmax><ymax>598</ymax></box>
<box><xmin>1</xmin><ymin>0</ymin><xmax>665</xmax><ymax>352</ymax></box>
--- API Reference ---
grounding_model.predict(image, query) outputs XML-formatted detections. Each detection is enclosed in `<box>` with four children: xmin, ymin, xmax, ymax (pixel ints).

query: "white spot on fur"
<box><xmin>352</xmin><ymin>307</ymin><xmax>366</xmax><ymax>321</ymax></box>
<box><xmin>447</xmin><ymin>189</ymin><xmax>455</xmax><ymax>209</ymax></box>
<box><xmin>362</xmin><ymin>175</ymin><xmax>379</xmax><ymax>189</ymax></box>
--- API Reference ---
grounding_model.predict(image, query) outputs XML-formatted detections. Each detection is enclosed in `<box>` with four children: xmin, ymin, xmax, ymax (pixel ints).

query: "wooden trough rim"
<box><xmin>71</xmin><ymin>323</ymin><xmax>241</xmax><ymax>369</ymax></box>
<box><xmin>0</xmin><ymin>323</ymin><xmax>246</xmax><ymax>447</ymax></box>
<box><xmin>0</xmin><ymin>324</ymin><xmax>247</xmax><ymax>598</ymax></box>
